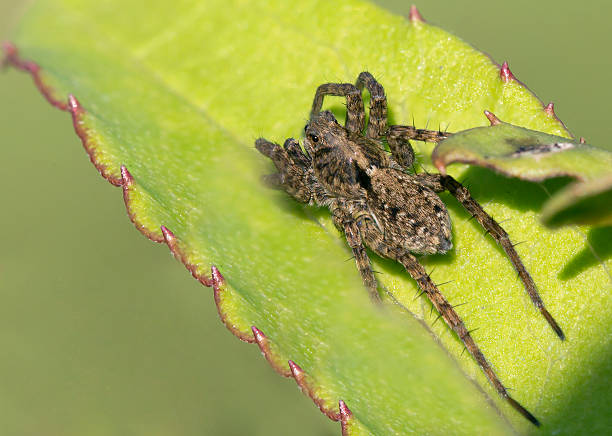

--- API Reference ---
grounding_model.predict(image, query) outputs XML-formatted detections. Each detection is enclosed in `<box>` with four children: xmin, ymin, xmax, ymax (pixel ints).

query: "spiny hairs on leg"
<box><xmin>255</xmin><ymin>137</ymin><xmax>316</xmax><ymax>205</ymax></box>
<box><xmin>355</xmin><ymin>72</ymin><xmax>388</xmax><ymax>140</ymax></box>
<box><xmin>441</xmin><ymin>175</ymin><xmax>565</xmax><ymax>340</ymax></box>
<box><xmin>410</xmin><ymin>171</ymin><xmax>565</xmax><ymax>340</ymax></box>
<box><xmin>342</xmin><ymin>219</ymin><xmax>381</xmax><ymax>303</ymax></box>
<box><xmin>385</xmin><ymin>125</ymin><xmax>450</xmax><ymax>170</ymax></box>
<box><xmin>382</xmin><ymin>110</ymin><xmax>563</xmax><ymax>339</ymax></box>
<box><xmin>310</xmin><ymin>82</ymin><xmax>365</xmax><ymax>133</ymax></box>
<box><xmin>398</xmin><ymin>252</ymin><xmax>541</xmax><ymax>427</ymax></box>
<box><xmin>388</xmin><ymin>124</ymin><xmax>450</xmax><ymax>143</ymax></box>
<box><xmin>269</xmin><ymin>71</ymin><xmax>548</xmax><ymax>426</ymax></box>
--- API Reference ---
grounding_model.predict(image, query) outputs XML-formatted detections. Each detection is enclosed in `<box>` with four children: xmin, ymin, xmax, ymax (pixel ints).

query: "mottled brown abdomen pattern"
<box><xmin>365</xmin><ymin>168</ymin><xmax>452</xmax><ymax>256</ymax></box>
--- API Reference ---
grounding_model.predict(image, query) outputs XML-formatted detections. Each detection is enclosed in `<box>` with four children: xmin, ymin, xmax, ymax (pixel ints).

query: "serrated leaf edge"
<box><xmin>3</xmin><ymin>42</ymin><xmax>366</xmax><ymax>434</ymax></box>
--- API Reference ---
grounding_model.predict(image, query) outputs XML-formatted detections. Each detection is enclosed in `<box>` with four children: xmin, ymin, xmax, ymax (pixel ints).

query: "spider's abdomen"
<box><xmin>364</xmin><ymin>169</ymin><xmax>452</xmax><ymax>257</ymax></box>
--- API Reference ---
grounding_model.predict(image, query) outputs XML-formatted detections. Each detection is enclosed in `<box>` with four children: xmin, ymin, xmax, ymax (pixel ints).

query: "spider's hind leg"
<box><xmin>441</xmin><ymin>174</ymin><xmax>565</xmax><ymax>340</ymax></box>
<box><xmin>398</xmin><ymin>252</ymin><xmax>540</xmax><ymax>426</ymax></box>
<box><xmin>416</xmin><ymin>172</ymin><xmax>565</xmax><ymax>340</ymax></box>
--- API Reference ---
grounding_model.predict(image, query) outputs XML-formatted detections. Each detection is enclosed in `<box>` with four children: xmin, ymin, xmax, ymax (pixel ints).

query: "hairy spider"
<box><xmin>255</xmin><ymin>72</ymin><xmax>564</xmax><ymax>426</ymax></box>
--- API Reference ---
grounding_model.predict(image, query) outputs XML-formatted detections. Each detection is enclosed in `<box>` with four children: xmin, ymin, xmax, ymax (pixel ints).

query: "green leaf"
<box><xmin>431</xmin><ymin>119</ymin><xmax>612</xmax><ymax>227</ymax></box>
<box><xmin>7</xmin><ymin>0</ymin><xmax>611</xmax><ymax>434</ymax></box>
<box><xmin>541</xmin><ymin>175</ymin><xmax>612</xmax><ymax>227</ymax></box>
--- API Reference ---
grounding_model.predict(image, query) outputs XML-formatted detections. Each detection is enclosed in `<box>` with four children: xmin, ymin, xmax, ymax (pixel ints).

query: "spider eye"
<box><xmin>308</xmin><ymin>133</ymin><xmax>319</xmax><ymax>143</ymax></box>
<box><xmin>304</xmin><ymin>124</ymin><xmax>309</xmax><ymax>132</ymax></box>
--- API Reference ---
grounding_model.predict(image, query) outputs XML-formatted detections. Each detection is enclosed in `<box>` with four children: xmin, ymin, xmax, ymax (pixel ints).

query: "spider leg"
<box><xmin>398</xmin><ymin>252</ymin><xmax>540</xmax><ymax>426</ymax></box>
<box><xmin>386</xmin><ymin>125</ymin><xmax>416</xmax><ymax>170</ymax></box>
<box><xmin>412</xmin><ymin>173</ymin><xmax>445</xmax><ymax>191</ymax></box>
<box><xmin>355</xmin><ymin>72</ymin><xmax>387</xmax><ymax>140</ymax></box>
<box><xmin>417</xmin><ymin>173</ymin><xmax>565</xmax><ymax>340</ymax></box>
<box><xmin>255</xmin><ymin>137</ymin><xmax>315</xmax><ymax>204</ymax></box>
<box><xmin>386</xmin><ymin>124</ymin><xmax>452</xmax><ymax>171</ymax></box>
<box><xmin>310</xmin><ymin>82</ymin><xmax>365</xmax><ymax>134</ymax></box>
<box><xmin>388</xmin><ymin>124</ymin><xmax>450</xmax><ymax>143</ymax></box>
<box><xmin>341</xmin><ymin>219</ymin><xmax>381</xmax><ymax>303</ymax></box>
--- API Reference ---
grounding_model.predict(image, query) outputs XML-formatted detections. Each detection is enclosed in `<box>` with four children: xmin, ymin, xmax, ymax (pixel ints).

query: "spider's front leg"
<box><xmin>310</xmin><ymin>71</ymin><xmax>389</xmax><ymax>140</ymax></box>
<box><xmin>416</xmin><ymin>172</ymin><xmax>565</xmax><ymax>340</ymax></box>
<box><xmin>355</xmin><ymin>71</ymin><xmax>387</xmax><ymax>140</ymax></box>
<box><xmin>255</xmin><ymin>137</ymin><xmax>318</xmax><ymax>204</ymax></box>
<box><xmin>310</xmin><ymin>82</ymin><xmax>365</xmax><ymax>134</ymax></box>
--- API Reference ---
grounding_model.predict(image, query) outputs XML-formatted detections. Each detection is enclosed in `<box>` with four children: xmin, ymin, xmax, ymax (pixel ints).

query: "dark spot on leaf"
<box><xmin>506</xmin><ymin>138</ymin><xmax>576</xmax><ymax>157</ymax></box>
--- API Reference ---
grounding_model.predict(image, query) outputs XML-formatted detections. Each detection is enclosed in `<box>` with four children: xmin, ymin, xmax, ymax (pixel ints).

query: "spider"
<box><xmin>255</xmin><ymin>72</ymin><xmax>564</xmax><ymax>426</ymax></box>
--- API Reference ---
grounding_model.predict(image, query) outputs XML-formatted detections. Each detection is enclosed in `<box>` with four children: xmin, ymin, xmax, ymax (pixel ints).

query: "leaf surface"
<box><xmin>8</xmin><ymin>0</ymin><xmax>612</xmax><ymax>434</ymax></box>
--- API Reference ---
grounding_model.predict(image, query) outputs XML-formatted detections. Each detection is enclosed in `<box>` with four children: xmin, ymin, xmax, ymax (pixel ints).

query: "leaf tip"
<box><xmin>2</xmin><ymin>41</ymin><xmax>33</xmax><ymax>73</ymax></box>
<box><xmin>409</xmin><ymin>5</ymin><xmax>425</xmax><ymax>23</ymax></box>
<box><xmin>1</xmin><ymin>41</ymin><xmax>16</xmax><ymax>68</ymax></box>
<box><xmin>2</xmin><ymin>40</ymin><xmax>15</xmax><ymax>54</ymax></box>
<box><xmin>3</xmin><ymin>42</ymin><xmax>68</xmax><ymax>111</ymax></box>
<box><xmin>484</xmin><ymin>110</ymin><xmax>502</xmax><ymax>126</ymax></box>
<box><xmin>500</xmin><ymin>61</ymin><xmax>516</xmax><ymax>83</ymax></box>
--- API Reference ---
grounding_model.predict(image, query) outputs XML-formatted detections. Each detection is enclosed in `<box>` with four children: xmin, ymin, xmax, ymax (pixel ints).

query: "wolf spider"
<box><xmin>255</xmin><ymin>72</ymin><xmax>564</xmax><ymax>426</ymax></box>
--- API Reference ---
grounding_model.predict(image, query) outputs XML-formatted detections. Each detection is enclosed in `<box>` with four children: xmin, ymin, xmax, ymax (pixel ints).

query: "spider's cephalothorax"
<box><xmin>303</xmin><ymin>110</ymin><xmax>453</xmax><ymax>257</ymax></box>
<box><xmin>256</xmin><ymin>72</ymin><xmax>564</xmax><ymax>427</ymax></box>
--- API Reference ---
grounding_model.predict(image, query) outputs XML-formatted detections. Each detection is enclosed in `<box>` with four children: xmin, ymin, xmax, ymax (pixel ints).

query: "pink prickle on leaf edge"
<box><xmin>4</xmin><ymin>0</ymin><xmax>601</xmax><ymax>429</ymax></box>
<box><xmin>500</xmin><ymin>61</ymin><xmax>516</xmax><ymax>83</ymax></box>
<box><xmin>484</xmin><ymin>110</ymin><xmax>502</xmax><ymax>126</ymax></box>
<box><xmin>251</xmin><ymin>326</ymin><xmax>293</xmax><ymax>377</ymax></box>
<box><xmin>339</xmin><ymin>400</ymin><xmax>354</xmax><ymax>436</ymax></box>
<box><xmin>409</xmin><ymin>5</ymin><xmax>425</xmax><ymax>23</ymax></box>
<box><xmin>288</xmin><ymin>360</ymin><xmax>341</xmax><ymax>421</ymax></box>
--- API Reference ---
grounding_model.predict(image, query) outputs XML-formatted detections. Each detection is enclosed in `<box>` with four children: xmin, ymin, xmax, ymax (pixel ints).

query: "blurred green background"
<box><xmin>0</xmin><ymin>1</ymin><xmax>610</xmax><ymax>435</ymax></box>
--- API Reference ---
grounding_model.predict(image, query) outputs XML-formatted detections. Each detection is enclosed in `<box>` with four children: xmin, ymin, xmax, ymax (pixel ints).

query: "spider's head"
<box><xmin>304</xmin><ymin>110</ymin><xmax>387</xmax><ymax>198</ymax></box>
<box><xmin>303</xmin><ymin>110</ymin><xmax>346</xmax><ymax>153</ymax></box>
